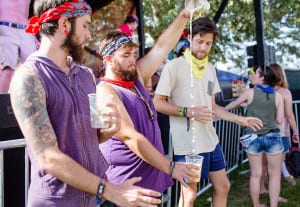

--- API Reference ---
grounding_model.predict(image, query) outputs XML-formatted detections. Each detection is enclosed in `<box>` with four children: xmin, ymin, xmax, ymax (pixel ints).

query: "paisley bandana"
<box><xmin>183</xmin><ymin>48</ymin><xmax>208</xmax><ymax>80</ymax></box>
<box><xmin>101</xmin><ymin>35</ymin><xmax>136</xmax><ymax>58</ymax></box>
<box><xmin>25</xmin><ymin>0</ymin><xmax>92</xmax><ymax>34</ymax></box>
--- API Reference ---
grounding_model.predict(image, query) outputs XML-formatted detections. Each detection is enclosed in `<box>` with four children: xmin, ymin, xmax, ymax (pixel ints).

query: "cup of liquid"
<box><xmin>185</xmin><ymin>0</ymin><xmax>210</xmax><ymax>13</ymax></box>
<box><xmin>185</xmin><ymin>154</ymin><xmax>204</xmax><ymax>182</ymax></box>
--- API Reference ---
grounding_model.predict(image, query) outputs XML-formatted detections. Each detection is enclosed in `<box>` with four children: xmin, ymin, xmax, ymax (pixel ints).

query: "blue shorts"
<box><xmin>282</xmin><ymin>136</ymin><xmax>291</xmax><ymax>153</ymax></box>
<box><xmin>244</xmin><ymin>132</ymin><xmax>283</xmax><ymax>155</ymax></box>
<box><xmin>174</xmin><ymin>144</ymin><xmax>226</xmax><ymax>180</ymax></box>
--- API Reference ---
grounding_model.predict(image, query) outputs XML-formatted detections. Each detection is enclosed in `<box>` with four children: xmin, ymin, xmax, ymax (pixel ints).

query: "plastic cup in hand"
<box><xmin>97</xmin><ymin>94</ymin><xmax>113</xmax><ymax>129</ymax></box>
<box><xmin>185</xmin><ymin>0</ymin><xmax>210</xmax><ymax>13</ymax></box>
<box><xmin>88</xmin><ymin>93</ymin><xmax>102</xmax><ymax>128</ymax></box>
<box><xmin>185</xmin><ymin>154</ymin><xmax>203</xmax><ymax>182</ymax></box>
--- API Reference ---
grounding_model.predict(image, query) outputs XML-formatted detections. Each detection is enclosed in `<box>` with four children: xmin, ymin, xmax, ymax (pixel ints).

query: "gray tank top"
<box><xmin>245</xmin><ymin>88</ymin><xmax>279</xmax><ymax>135</ymax></box>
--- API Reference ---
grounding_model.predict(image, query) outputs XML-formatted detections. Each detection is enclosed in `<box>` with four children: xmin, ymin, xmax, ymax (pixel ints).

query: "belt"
<box><xmin>0</xmin><ymin>21</ymin><xmax>26</xmax><ymax>29</ymax></box>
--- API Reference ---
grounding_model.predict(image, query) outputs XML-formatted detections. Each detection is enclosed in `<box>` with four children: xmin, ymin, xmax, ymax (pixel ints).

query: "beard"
<box><xmin>111</xmin><ymin>58</ymin><xmax>138</xmax><ymax>81</ymax></box>
<box><xmin>61</xmin><ymin>22</ymin><xmax>84</xmax><ymax>64</ymax></box>
<box><xmin>191</xmin><ymin>49</ymin><xmax>208</xmax><ymax>60</ymax></box>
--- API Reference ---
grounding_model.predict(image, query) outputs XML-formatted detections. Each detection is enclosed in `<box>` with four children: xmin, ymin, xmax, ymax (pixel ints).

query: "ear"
<box><xmin>105</xmin><ymin>55</ymin><xmax>112</xmax><ymax>63</ymax></box>
<box><xmin>57</xmin><ymin>16</ymin><xmax>70</xmax><ymax>34</ymax></box>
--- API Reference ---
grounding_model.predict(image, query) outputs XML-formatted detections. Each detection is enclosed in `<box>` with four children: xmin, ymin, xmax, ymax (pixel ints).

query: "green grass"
<box><xmin>195</xmin><ymin>163</ymin><xmax>300</xmax><ymax>207</ymax></box>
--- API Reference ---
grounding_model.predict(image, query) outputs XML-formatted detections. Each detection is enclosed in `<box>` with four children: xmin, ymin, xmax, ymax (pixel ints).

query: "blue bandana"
<box><xmin>256</xmin><ymin>84</ymin><xmax>274</xmax><ymax>94</ymax></box>
<box><xmin>101</xmin><ymin>35</ymin><xmax>135</xmax><ymax>58</ymax></box>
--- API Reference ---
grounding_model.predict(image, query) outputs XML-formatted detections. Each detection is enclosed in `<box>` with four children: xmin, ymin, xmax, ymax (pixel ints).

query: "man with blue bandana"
<box><xmin>96</xmin><ymin>3</ymin><xmax>206</xmax><ymax>206</ymax></box>
<box><xmin>9</xmin><ymin>0</ymin><xmax>162</xmax><ymax>206</ymax></box>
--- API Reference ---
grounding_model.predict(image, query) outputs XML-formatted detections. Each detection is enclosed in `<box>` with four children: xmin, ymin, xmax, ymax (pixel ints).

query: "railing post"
<box><xmin>0</xmin><ymin>150</ymin><xmax>4</xmax><ymax>207</ymax></box>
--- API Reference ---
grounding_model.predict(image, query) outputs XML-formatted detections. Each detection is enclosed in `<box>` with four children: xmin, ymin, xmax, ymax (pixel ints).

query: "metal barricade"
<box><xmin>0</xmin><ymin>139</ymin><xmax>28</xmax><ymax>207</ymax></box>
<box><xmin>1</xmin><ymin>101</ymin><xmax>299</xmax><ymax>207</ymax></box>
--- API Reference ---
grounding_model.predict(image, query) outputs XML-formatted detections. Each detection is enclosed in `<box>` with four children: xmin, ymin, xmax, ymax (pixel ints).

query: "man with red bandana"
<box><xmin>9</xmin><ymin>1</ymin><xmax>162</xmax><ymax>207</ymax></box>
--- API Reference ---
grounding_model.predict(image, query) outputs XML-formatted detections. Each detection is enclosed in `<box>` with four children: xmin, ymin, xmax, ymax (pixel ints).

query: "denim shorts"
<box><xmin>282</xmin><ymin>136</ymin><xmax>291</xmax><ymax>153</ymax></box>
<box><xmin>244</xmin><ymin>132</ymin><xmax>283</xmax><ymax>155</ymax></box>
<box><xmin>174</xmin><ymin>144</ymin><xmax>226</xmax><ymax>180</ymax></box>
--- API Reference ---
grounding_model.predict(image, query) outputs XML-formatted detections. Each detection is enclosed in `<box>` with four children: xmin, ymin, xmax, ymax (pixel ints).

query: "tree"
<box><xmin>87</xmin><ymin>0</ymin><xmax>299</xmax><ymax>71</ymax></box>
<box><xmin>142</xmin><ymin>0</ymin><xmax>300</xmax><ymax>70</ymax></box>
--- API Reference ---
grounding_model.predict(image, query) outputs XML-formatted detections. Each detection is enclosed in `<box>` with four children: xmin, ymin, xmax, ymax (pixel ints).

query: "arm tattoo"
<box><xmin>10</xmin><ymin>68</ymin><xmax>57</xmax><ymax>156</ymax></box>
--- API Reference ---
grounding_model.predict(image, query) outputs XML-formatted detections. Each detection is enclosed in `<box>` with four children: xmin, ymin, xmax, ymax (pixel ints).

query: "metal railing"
<box><xmin>0</xmin><ymin>139</ymin><xmax>28</xmax><ymax>207</ymax></box>
<box><xmin>1</xmin><ymin>101</ymin><xmax>299</xmax><ymax>207</ymax></box>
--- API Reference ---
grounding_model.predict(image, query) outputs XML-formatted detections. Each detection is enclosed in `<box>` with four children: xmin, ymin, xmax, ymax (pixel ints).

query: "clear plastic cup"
<box><xmin>185</xmin><ymin>0</ymin><xmax>210</xmax><ymax>13</ymax></box>
<box><xmin>88</xmin><ymin>93</ymin><xmax>102</xmax><ymax>128</ymax></box>
<box><xmin>185</xmin><ymin>154</ymin><xmax>204</xmax><ymax>182</ymax></box>
<box><xmin>97</xmin><ymin>94</ymin><xmax>113</xmax><ymax>128</ymax></box>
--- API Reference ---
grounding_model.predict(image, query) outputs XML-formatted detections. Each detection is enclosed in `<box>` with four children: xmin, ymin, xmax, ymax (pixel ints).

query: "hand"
<box><xmin>99</xmin><ymin>103</ymin><xmax>120</xmax><ymax>135</ymax></box>
<box><xmin>187</xmin><ymin>106</ymin><xmax>214</xmax><ymax>124</ymax></box>
<box><xmin>172</xmin><ymin>162</ymin><xmax>200</xmax><ymax>187</ymax></box>
<box><xmin>292</xmin><ymin>133</ymin><xmax>299</xmax><ymax>143</ymax></box>
<box><xmin>184</xmin><ymin>0</ymin><xmax>210</xmax><ymax>16</ymax></box>
<box><xmin>237</xmin><ymin>116</ymin><xmax>263</xmax><ymax>131</ymax></box>
<box><xmin>107</xmin><ymin>177</ymin><xmax>161</xmax><ymax>207</ymax></box>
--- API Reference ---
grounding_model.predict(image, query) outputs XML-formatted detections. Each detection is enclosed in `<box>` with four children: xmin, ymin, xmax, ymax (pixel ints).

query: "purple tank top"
<box><xmin>24</xmin><ymin>53</ymin><xmax>108</xmax><ymax>207</ymax></box>
<box><xmin>99</xmin><ymin>80</ymin><xmax>173</xmax><ymax>193</ymax></box>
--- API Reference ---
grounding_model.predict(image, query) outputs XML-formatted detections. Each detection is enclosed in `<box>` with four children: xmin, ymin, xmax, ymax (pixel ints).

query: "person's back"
<box><xmin>246</xmin><ymin>88</ymin><xmax>278</xmax><ymax>135</ymax></box>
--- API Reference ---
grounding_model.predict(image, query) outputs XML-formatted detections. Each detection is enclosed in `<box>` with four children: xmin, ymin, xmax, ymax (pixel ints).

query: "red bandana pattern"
<box><xmin>26</xmin><ymin>0</ymin><xmax>92</xmax><ymax>34</ymax></box>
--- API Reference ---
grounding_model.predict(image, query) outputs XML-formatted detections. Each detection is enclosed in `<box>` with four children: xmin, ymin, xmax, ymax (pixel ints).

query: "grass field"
<box><xmin>195</xmin><ymin>163</ymin><xmax>300</xmax><ymax>207</ymax></box>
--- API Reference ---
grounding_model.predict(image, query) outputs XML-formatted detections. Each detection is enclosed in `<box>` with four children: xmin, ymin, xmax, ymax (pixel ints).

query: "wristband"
<box><xmin>169</xmin><ymin>161</ymin><xmax>175</xmax><ymax>177</ymax></box>
<box><xmin>96</xmin><ymin>179</ymin><xmax>105</xmax><ymax>205</ymax></box>
<box><xmin>178</xmin><ymin>107</ymin><xmax>184</xmax><ymax>117</ymax></box>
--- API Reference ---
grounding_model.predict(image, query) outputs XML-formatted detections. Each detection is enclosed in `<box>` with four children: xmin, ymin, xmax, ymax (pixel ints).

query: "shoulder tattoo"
<box><xmin>10</xmin><ymin>68</ymin><xmax>57</xmax><ymax>155</ymax></box>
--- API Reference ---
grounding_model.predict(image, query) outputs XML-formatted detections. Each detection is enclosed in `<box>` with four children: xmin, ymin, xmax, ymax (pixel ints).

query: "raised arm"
<box><xmin>137</xmin><ymin>8</ymin><xmax>190</xmax><ymax>84</ymax></box>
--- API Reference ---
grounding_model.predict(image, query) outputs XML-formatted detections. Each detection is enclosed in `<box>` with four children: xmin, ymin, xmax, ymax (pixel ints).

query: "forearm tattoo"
<box><xmin>10</xmin><ymin>69</ymin><xmax>57</xmax><ymax>155</ymax></box>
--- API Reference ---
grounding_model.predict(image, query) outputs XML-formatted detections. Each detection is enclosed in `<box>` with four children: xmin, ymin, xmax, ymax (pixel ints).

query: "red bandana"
<box><xmin>101</xmin><ymin>77</ymin><xmax>135</xmax><ymax>88</ymax></box>
<box><xmin>26</xmin><ymin>0</ymin><xmax>92</xmax><ymax>35</ymax></box>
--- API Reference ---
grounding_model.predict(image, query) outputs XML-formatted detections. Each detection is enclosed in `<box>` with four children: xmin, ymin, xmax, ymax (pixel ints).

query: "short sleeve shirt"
<box><xmin>155</xmin><ymin>56</ymin><xmax>221</xmax><ymax>155</ymax></box>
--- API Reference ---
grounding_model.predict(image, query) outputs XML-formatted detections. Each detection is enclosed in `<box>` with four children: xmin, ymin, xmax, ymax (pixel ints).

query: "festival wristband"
<box><xmin>178</xmin><ymin>107</ymin><xmax>184</xmax><ymax>117</ymax></box>
<box><xmin>169</xmin><ymin>161</ymin><xmax>175</xmax><ymax>177</ymax></box>
<box><xmin>96</xmin><ymin>179</ymin><xmax>105</xmax><ymax>206</ymax></box>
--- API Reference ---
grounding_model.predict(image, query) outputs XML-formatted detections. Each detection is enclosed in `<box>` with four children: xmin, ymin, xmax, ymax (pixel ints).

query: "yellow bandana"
<box><xmin>183</xmin><ymin>48</ymin><xmax>208</xmax><ymax>80</ymax></box>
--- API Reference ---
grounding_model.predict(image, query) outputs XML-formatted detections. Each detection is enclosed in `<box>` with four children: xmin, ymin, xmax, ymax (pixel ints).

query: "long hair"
<box><xmin>269</xmin><ymin>63</ymin><xmax>288</xmax><ymax>88</ymax></box>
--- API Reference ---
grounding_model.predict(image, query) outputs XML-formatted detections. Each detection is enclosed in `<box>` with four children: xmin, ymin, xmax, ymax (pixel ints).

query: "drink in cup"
<box><xmin>88</xmin><ymin>93</ymin><xmax>102</xmax><ymax>128</ymax></box>
<box><xmin>185</xmin><ymin>154</ymin><xmax>203</xmax><ymax>182</ymax></box>
<box><xmin>97</xmin><ymin>93</ymin><xmax>113</xmax><ymax>128</ymax></box>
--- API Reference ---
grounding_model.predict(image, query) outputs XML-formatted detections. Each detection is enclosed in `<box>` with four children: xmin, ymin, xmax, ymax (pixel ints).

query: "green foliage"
<box><xmin>196</xmin><ymin>163</ymin><xmax>300</xmax><ymax>207</ymax></box>
<box><xmin>143</xmin><ymin>0</ymin><xmax>300</xmax><ymax>70</ymax></box>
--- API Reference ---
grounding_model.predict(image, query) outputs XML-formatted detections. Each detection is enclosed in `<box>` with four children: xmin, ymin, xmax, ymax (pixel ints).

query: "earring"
<box><xmin>63</xmin><ymin>29</ymin><xmax>68</xmax><ymax>35</ymax></box>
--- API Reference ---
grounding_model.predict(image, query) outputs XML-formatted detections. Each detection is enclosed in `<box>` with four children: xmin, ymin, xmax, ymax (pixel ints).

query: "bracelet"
<box><xmin>180</xmin><ymin>11</ymin><xmax>190</xmax><ymax>19</ymax></box>
<box><xmin>293</xmin><ymin>133</ymin><xmax>299</xmax><ymax>136</ymax></box>
<box><xmin>178</xmin><ymin>107</ymin><xmax>184</xmax><ymax>117</ymax></box>
<box><xmin>183</xmin><ymin>107</ymin><xmax>188</xmax><ymax>117</ymax></box>
<box><xmin>169</xmin><ymin>161</ymin><xmax>176</xmax><ymax>177</ymax></box>
<box><xmin>96</xmin><ymin>178</ymin><xmax>105</xmax><ymax>205</ymax></box>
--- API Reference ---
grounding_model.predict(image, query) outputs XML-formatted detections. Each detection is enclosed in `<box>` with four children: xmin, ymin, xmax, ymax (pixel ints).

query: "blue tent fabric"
<box><xmin>216</xmin><ymin>69</ymin><xmax>245</xmax><ymax>81</ymax></box>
